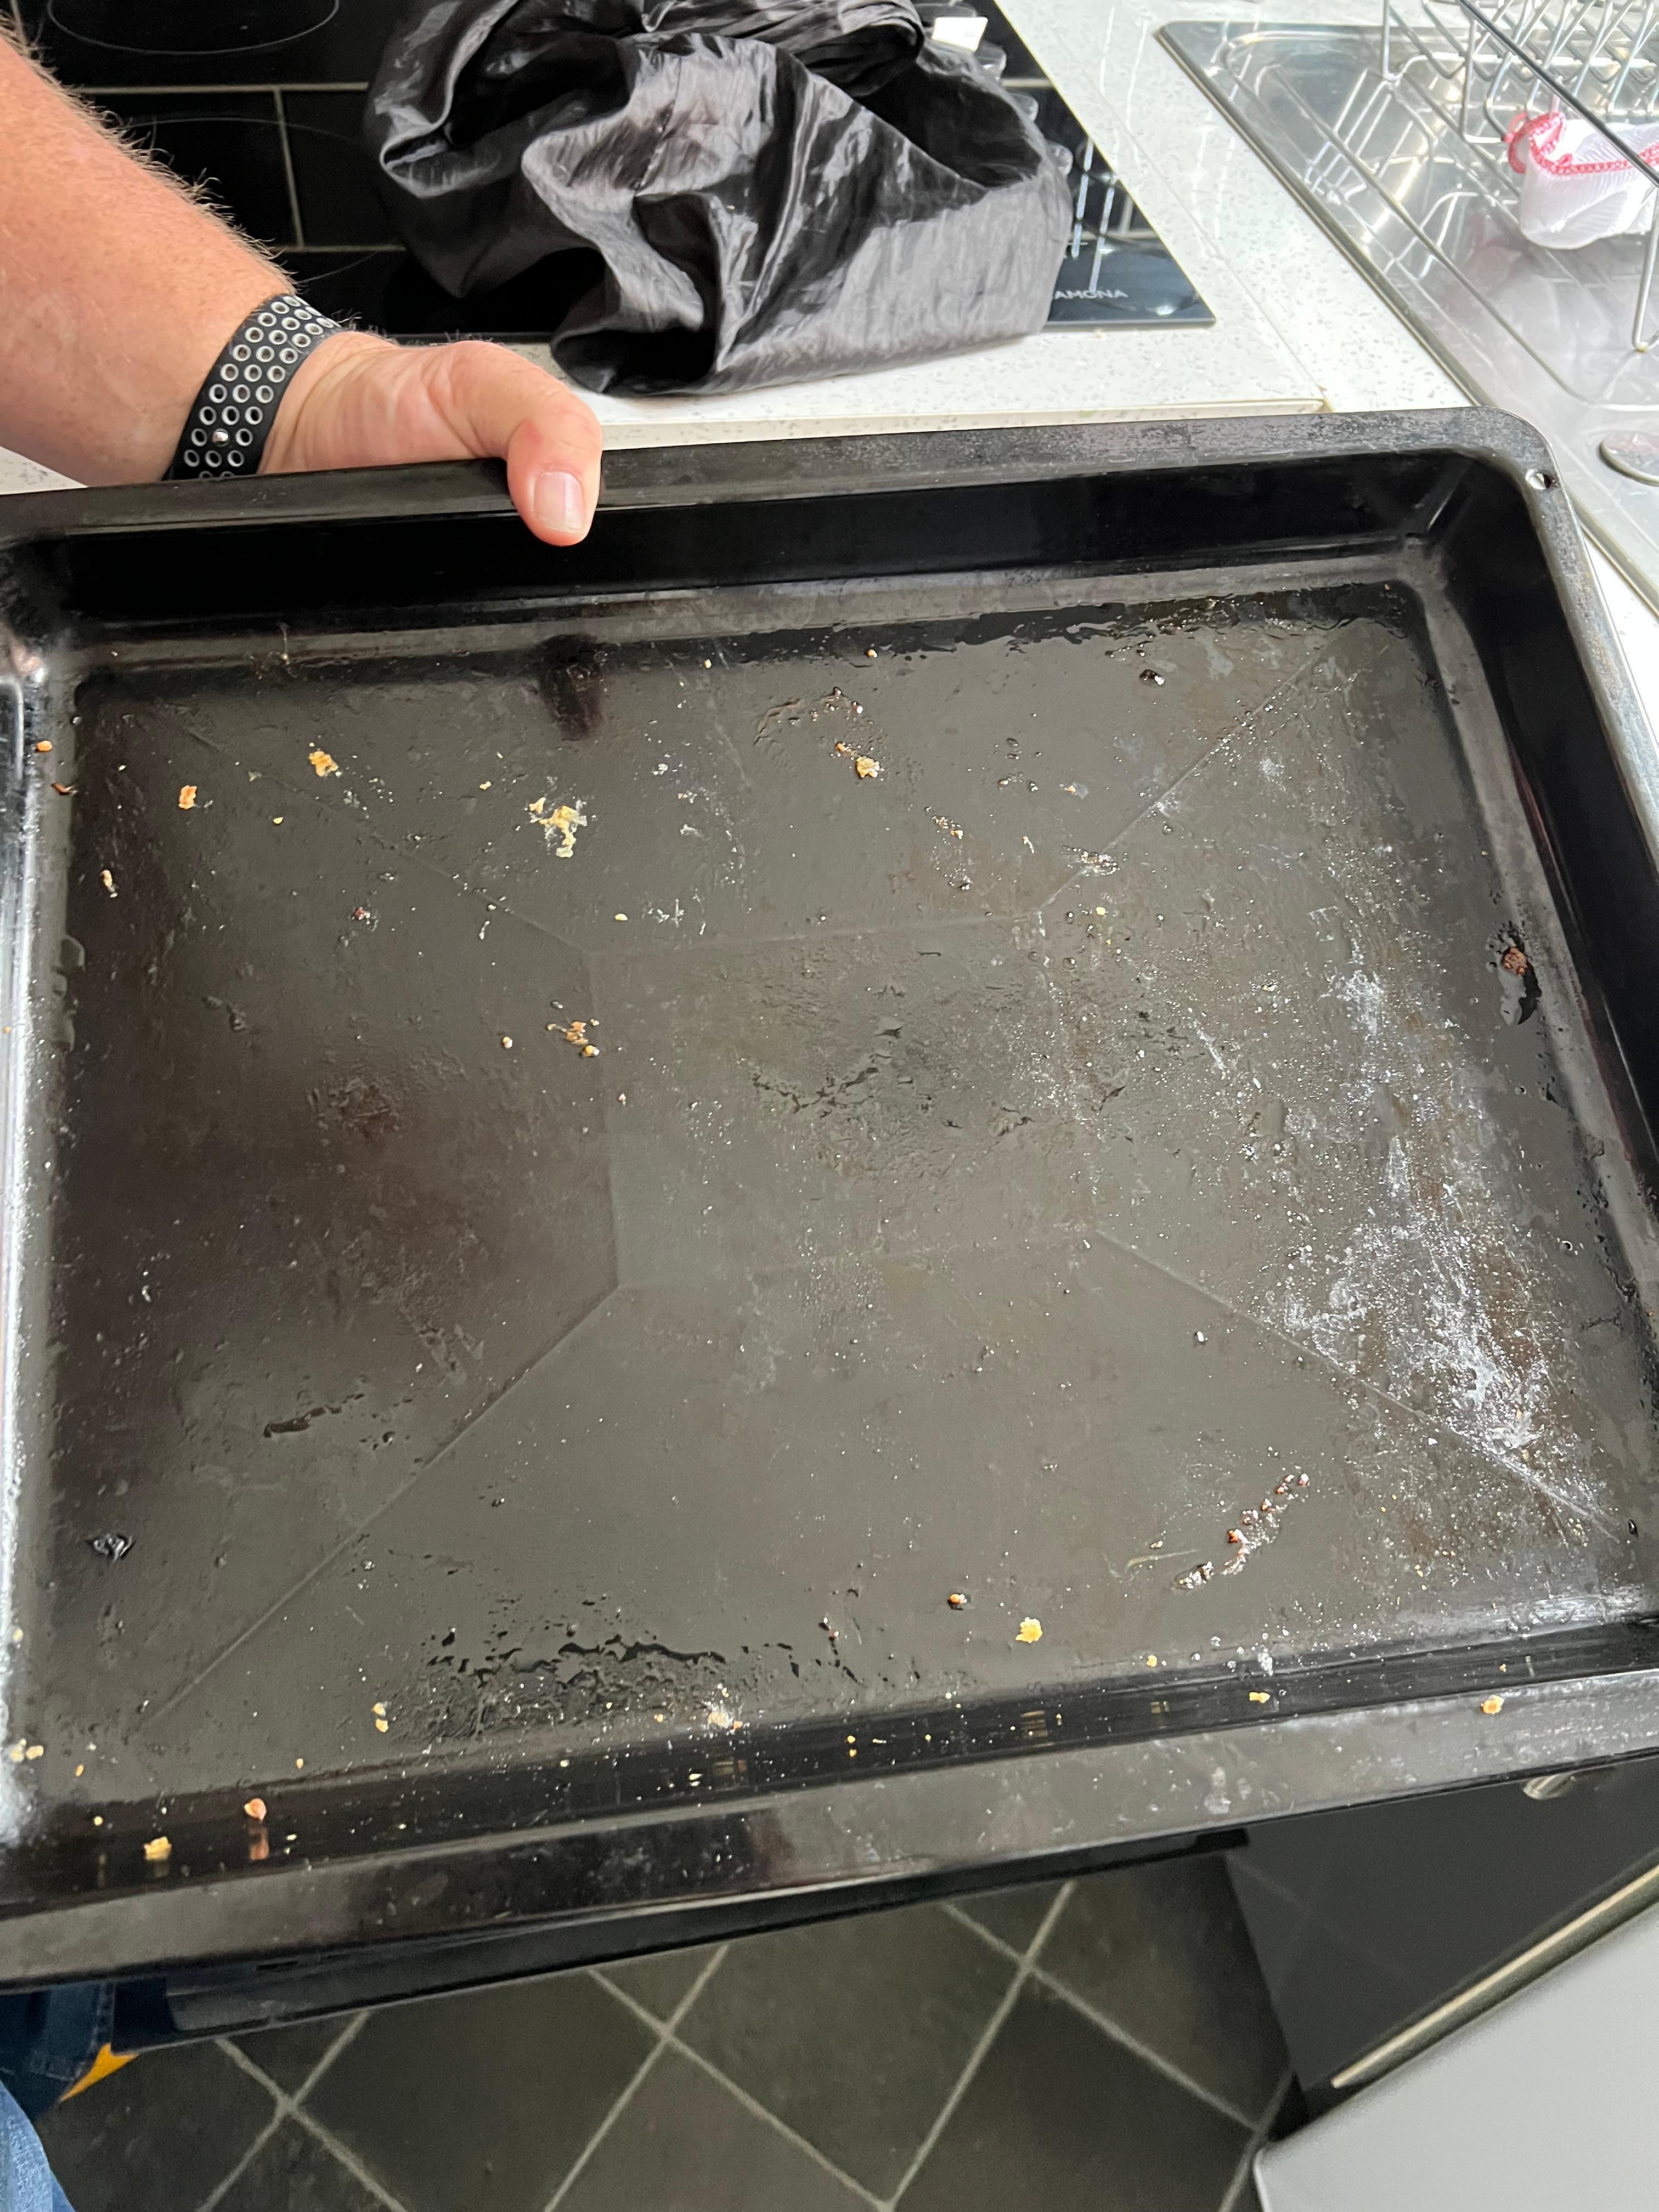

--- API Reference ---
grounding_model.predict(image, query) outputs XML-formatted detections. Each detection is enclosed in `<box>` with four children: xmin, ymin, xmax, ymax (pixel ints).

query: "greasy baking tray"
<box><xmin>2</xmin><ymin>411</ymin><xmax>1659</xmax><ymax>2008</ymax></box>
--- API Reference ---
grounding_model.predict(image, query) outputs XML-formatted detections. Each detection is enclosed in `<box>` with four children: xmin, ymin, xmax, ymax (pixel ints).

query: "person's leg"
<box><xmin>0</xmin><ymin>1986</ymin><xmax>111</xmax><ymax>2121</ymax></box>
<box><xmin>0</xmin><ymin>2074</ymin><xmax>73</xmax><ymax>2211</ymax></box>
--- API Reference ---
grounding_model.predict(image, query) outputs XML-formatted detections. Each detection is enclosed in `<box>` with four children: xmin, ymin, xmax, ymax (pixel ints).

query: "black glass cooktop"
<box><xmin>15</xmin><ymin>0</ymin><xmax>1211</xmax><ymax>338</ymax></box>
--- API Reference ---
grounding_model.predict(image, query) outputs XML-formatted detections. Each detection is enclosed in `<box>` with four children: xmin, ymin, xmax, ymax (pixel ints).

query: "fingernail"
<box><xmin>531</xmin><ymin>469</ymin><xmax>588</xmax><ymax>540</ymax></box>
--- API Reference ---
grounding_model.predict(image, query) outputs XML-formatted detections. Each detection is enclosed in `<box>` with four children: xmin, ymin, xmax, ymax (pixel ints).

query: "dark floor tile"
<box><xmin>955</xmin><ymin>1880</ymin><xmax>1065</xmax><ymax>1954</ymax></box>
<box><xmin>304</xmin><ymin>1972</ymin><xmax>654</xmax><ymax>2212</ymax></box>
<box><xmin>558</xmin><ymin>2046</ymin><xmax>866</xmax><ymax>2212</ymax></box>
<box><xmin>96</xmin><ymin>92</ymin><xmax>295</xmax><ymax>247</ymax></box>
<box><xmin>679</xmin><ymin>1902</ymin><xmax>1012</xmax><ymax>2198</ymax></box>
<box><xmin>285</xmin><ymin>88</ymin><xmax>397</xmax><ymax>246</ymax></box>
<box><xmin>20</xmin><ymin>0</ymin><xmax>406</xmax><ymax>88</ymax></box>
<box><xmin>230</xmin><ymin>2013</ymin><xmax>355</xmax><ymax>2095</ymax></box>
<box><xmin>217</xmin><ymin>2119</ymin><xmax>381</xmax><ymax>2211</ymax></box>
<box><xmin>902</xmin><ymin>1980</ymin><xmax>1248</xmax><ymax>2212</ymax></box>
<box><xmin>36</xmin><ymin>2038</ymin><xmax>274</xmax><ymax>2212</ymax></box>
<box><xmin>1042</xmin><ymin>1855</ymin><xmax>1288</xmax><ymax>2122</ymax></box>
<box><xmin>595</xmin><ymin>1944</ymin><xmax>720</xmax><ymax>2023</ymax></box>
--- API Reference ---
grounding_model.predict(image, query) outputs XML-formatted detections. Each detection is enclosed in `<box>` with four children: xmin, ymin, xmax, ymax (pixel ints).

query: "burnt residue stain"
<box><xmin>424</xmin><ymin>1617</ymin><xmax>731</xmax><ymax>1741</ymax></box>
<box><xmin>537</xmin><ymin>639</ymin><xmax>612</xmax><ymax>739</ymax></box>
<box><xmin>1496</xmin><ymin>933</ymin><xmax>1542</xmax><ymax>1025</ymax></box>
<box><xmin>263</xmin><ymin>1393</ymin><xmax>363</xmax><ymax>1440</ymax></box>
<box><xmin>317</xmin><ymin>1077</ymin><xmax>400</xmax><ymax>1144</ymax></box>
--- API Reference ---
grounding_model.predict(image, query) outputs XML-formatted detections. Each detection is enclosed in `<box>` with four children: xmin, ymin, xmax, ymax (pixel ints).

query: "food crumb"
<box><xmin>4</xmin><ymin>1744</ymin><xmax>20</xmax><ymax>1764</ymax></box>
<box><xmin>374</xmin><ymin>1717</ymin><xmax>389</xmax><ymax>1734</ymax></box>
<box><xmin>1481</xmin><ymin>1694</ymin><xmax>1504</xmax><ymax>1715</ymax></box>
<box><xmin>308</xmin><ymin>748</ymin><xmax>340</xmax><ymax>778</ymax></box>
<box><xmin>74</xmin><ymin>1764</ymin><xmax>84</xmax><ymax>1778</ymax></box>
<box><xmin>528</xmin><ymin>795</ymin><xmax>587</xmax><ymax>857</ymax></box>
<box><xmin>143</xmin><ymin>1835</ymin><xmax>171</xmax><ymax>1863</ymax></box>
<box><xmin>1015</xmin><ymin>1617</ymin><xmax>1043</xmax><ymax>1644</ymax></box>
<box><xmin>707</xmin><ymin>1706</ymin><xmax>735</xmax><ymax>1731</ymax></box>
<box><xmin>33</xmin><ymin>741</ymin><xmax>51</xmax><ymax>754</ymax></box>
<box><xmin>52</xmin><ymin>783</ymin><xmax>75</xmax><ymax>795</ymax></box>
<box><xmin>501</xmin><ymin>1035</ymin><xmax>513</xmax><ymax>1049</ymax></box>
<box><xmin>99</xmin><ymin>869</ymin><xmax>116</xmax><ymax>897</ymax></box>
<box><xmin>243</xmin><ymin>1797</ymin><xmax>266</xmax><ymax>1821</ymax></box>
<box><xmin>854</xmin><ymin>755</ymin><xmax>881</xmax><ymax>779</ymax></box>
<box><xmin>295</xmin><ymin>1757</ymin><xmax>304</xmax><ymax>1769</ymax></box>
<box><xmin>372</xmin><ymin>1702</ymin><xmax>386</xmax><ymax>1717</ymax></box>
<box><xmin>554</xmin><ymin>1017</ymin><xmax>599</xmax><ymax>1057</ymax></box>
<box><xmin>1500</xmin><ymin>945</ymin><xmax>1529</xmax><ymax>977</ymax></box>
<box><xmin>178</xmin><ymin>785</ymin><xmax>197</xmax><ymax>810</ymax></box>
<box><xmin>24</xmin><ymin>1744</ymin><xmax>42</xmax><ymax>1760</ymax></box>
<box><xmin>1145</xmin><ymin>1654</ymin><xmax>1159</xmax><ymax>1668</ymax></box>
<box><xmin>1248</xmin><ymin>1690</ymin><xmax>1270</xmax><ymax>1705</ymax></box>
<box><xmin>478</xmin><ymin>781</ymin><xmax>492</xmax><ymax>791</ymax></box>
<box><xmin>613</xmin><ymin>913</ymin><xmax>628</xmax><ymax>922</ymax></box>
<box><xmin>272</xmin><ymin>816</ymin><xmax>284</xmax><ymax>826</ymax></box>
<box><xmin>947</xmin><ymin>1592</ymin><xmax>969</xmax><ymax>1610</ymax></box>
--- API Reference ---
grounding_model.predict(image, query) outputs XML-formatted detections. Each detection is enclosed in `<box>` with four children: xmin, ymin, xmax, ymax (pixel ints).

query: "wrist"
<box><xmin>260</xmin><ymin>329</ymin><xmax>396</xmax><ymax>476</ymax></box>
<box><xmin>165</xmin><ymin>292</ymin><xmax>351</xmax><ymax>482</ymax></box>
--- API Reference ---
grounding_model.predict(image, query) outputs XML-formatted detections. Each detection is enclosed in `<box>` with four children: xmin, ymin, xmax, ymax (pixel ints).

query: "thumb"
<box><xmin>431</xmin><ymin>341</ymin><xmax>604</xmax><ymax>545</ymax></box>
<box><xmin>264</xmin><ymin>334</ymin><xmax>605</xmax><ymax>545</ymax></box>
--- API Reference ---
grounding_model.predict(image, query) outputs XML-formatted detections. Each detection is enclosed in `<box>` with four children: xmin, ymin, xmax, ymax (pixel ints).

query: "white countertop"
<box><xmin>4</xmin><ymin>0</ymin><xmax>1658</xmax><ymax>709</ymax></box>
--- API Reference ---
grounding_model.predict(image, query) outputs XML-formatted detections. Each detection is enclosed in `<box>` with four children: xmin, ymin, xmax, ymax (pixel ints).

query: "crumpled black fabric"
<box><xmin>365</xmin><ymin>0</ymin><xmax>1071</xmax><ymax>394</ymax></box>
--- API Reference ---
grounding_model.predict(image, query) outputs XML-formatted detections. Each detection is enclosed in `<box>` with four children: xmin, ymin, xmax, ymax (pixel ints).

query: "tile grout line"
<box><xmin>271</xmin><ymin>85</ymin><xmax>307</xmax><ymax>250</ymax></box>
<box><xmin>939</xmin><ymin>1898</ymin><xmax>1026</xmax><ymax>1965</ymax></box>
<box><xmin>191</xmin><ymin>2108</ymin><xmax>286</xmax><ymax>2212</ymax></box>
<box><xmin>595</xmin><ymin>1971</ymin><xmax>885</xmax><ymax>2210</ymax></box>
<box><xmin>1024</xmin><ymin>1962</ymin><xmax>1261</xmax><ymax>2130</ymax></box>
<box><xmin>1218</xmin><ymin>2063</ymin><xmax>1296</xmax><ymax>2212</ymax></box>
<box><xmin>218</xmin><ymin>2017</ymin><xmax>414</xmax><ymax>2212</ymax></box>
<box><xmin>884</xmin><ymin>1880</ymin><xmax>1076</xmax><ymax>2209</ymax></box>
<box><xmin>667</xmin><ymin>2034</ymin><xmax>888</xmax><ymax>2210</ymax></box>
<box><xmin>540</xmin><ymin>1948</ymin><xmax>728</xmax><ymax>2212</ymax></box>
<box><xmin>198</xmin><ymin>2012</ymin><xmax>369</xmax><ymax>2212</ymax></box>
<box><xmin>941</xmin><ymin>1894</ymin><xmax>1262</xmax><ymax>2131</ymax></box>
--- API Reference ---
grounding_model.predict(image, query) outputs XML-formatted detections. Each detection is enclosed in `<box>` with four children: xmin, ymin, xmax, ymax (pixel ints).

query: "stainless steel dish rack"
<box><xmin>1380</xmin><ymin>0</ymin><xmax>1659</xmax><ymax>347</ymax></box>
<box><xmin>1163</xmin><ymin>3</ymin><xmax>1659</xmax><ymax>608</ymax></box>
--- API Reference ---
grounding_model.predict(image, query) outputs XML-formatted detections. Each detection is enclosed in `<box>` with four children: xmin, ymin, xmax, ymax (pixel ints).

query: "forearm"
<box><xmin>0</xmin><ymin>27</ymin><xmax>602</xmax><ymax>538</ymax></box>
<box><xmin>0</xmin><ymin>31</ymin><xmax>281</xmax><ymax>483</ymax></box>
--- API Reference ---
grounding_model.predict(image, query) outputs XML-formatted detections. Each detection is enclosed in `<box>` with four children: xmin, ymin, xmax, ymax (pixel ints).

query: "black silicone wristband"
<box><xmin>165</xmin><ymin>292</ymin><xmax>344</xmax><ymax>481</ymax></box>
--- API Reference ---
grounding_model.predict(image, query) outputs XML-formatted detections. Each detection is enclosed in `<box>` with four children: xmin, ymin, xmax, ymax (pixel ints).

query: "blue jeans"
<box><xmin>0</xmin><ymin>2078</ymin><xmax>71</xmax><ymax>2211</ymax></box>
<box><xmin>0</xmin><ymin>1984</ymin><xmax>106</xmax><ymax>2212</ymax></box>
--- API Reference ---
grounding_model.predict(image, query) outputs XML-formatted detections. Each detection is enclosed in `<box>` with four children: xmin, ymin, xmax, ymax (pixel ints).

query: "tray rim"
<box><xmin>5</xmin><ymin>405</ymin><xmax>1659</xmax><ymax>1989</ymax></box>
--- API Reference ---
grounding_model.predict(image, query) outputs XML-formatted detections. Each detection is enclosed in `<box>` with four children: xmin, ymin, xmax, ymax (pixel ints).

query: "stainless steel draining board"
<box><xmin>1162</xmin><ymin>19</ymin><xmax>1659</xmax><ymax>611</ymax></box>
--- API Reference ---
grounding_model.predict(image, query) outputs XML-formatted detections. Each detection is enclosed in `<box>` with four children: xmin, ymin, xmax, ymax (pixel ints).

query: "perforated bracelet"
<box><xmin>165</xmin><ymin>293</ymin><xmax>344</xmax><ymax>481</ymax></box>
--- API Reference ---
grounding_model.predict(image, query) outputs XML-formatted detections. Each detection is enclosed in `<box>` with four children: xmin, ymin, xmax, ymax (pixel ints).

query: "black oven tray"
<box><xmin>2</xmin><ymin>411</ymin><xmax>1658</xmax><ymax>2021</ymax></box>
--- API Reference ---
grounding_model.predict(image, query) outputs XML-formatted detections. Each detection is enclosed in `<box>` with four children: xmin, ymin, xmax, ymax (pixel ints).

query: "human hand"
<box><xmin>261</xmin><ymin>331</ymin><xmax>603</xmax><ymax>544</ymax></box>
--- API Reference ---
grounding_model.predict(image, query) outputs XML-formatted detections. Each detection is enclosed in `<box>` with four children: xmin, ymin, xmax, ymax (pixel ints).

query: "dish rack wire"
<box><xmin>1365</xmin><ymin>0</ymin><xmax>1659</xmax><ymax>347</ymax></box>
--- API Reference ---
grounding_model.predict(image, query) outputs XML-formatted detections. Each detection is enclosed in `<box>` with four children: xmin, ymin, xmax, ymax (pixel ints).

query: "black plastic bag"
<box><xmin>365</xmin><ymin>0</ymin><xmax>1071</xmax><ymax>394</ymax></box>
